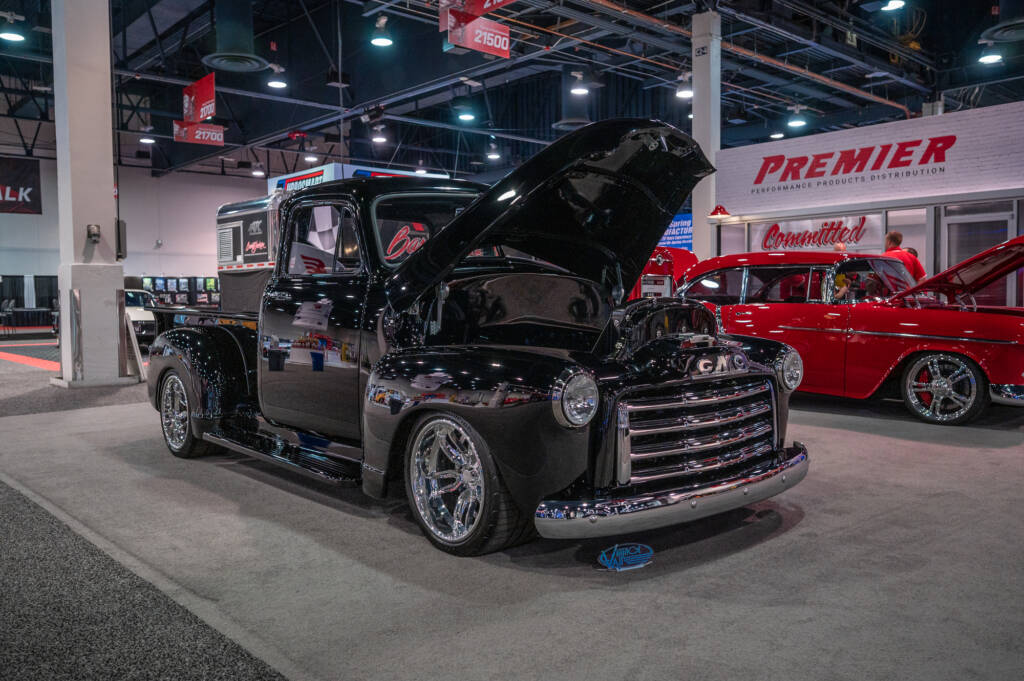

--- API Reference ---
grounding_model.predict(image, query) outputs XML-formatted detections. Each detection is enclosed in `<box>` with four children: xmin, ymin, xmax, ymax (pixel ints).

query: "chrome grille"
<box><xmin>616</xmin><ymin>377</ymin><xmax>776</xmax><ymax>486</ymax></box>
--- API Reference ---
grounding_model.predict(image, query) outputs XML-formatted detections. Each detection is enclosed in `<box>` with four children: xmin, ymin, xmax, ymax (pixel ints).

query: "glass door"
<box><xmin>941</xmin><ymin>200</ymin><xmax>1016</xmax><ymax>306</ymax></box>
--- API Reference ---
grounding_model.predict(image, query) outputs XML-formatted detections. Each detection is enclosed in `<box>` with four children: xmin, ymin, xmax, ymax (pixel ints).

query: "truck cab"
<box><xmin>147</xmin><ymin>119</ymin><xmax>809</xmax><ymax>556</ymax></box>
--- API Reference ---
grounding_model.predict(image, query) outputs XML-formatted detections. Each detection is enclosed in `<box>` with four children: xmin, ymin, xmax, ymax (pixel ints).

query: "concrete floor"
<box><xmin>1</xmin><ymin>361</ymin><xmax>1022</xmax><ymax>681</ymax></box>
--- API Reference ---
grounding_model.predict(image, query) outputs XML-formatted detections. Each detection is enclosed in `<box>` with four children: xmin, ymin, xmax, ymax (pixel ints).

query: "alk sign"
<box><xmin>0</xmin><ymin>157</ymin><xmax>42</xmax><ymax>214</ymax></box>
<box><xmin>172</xmin><ymin>120</ymin><xmax>225</xmax><ymax>146</ymax></box>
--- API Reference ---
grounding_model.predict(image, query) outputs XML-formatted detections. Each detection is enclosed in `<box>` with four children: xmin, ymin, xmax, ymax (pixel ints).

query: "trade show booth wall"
<box><xmin>709</xmin><ymin>100</ymin><xmax>1024</xmax><ymax>307</ymax></box>
<box><xmin>0</xmin><ymin>159</ymin><xmax>262</xmax><ymax>308</ymax></box>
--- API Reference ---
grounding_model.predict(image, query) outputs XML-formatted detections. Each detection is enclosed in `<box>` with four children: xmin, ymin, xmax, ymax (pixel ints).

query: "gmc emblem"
<box><xmin>692</xmin><ymin>353</ymin><xmax>747</xmax><ymax>376</ymax></box>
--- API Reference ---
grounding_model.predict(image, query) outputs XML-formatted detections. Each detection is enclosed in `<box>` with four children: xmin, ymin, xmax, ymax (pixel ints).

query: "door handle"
<box><xmin>266</xmin><ymin>291</ymin><xmax>293</xmax><ymax>302</ymax></box>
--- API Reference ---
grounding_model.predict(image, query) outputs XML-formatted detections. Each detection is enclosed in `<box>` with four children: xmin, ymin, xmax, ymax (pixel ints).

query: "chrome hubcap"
<box><xmin>160</xmin><ymin>375</ymin><xmax>189</xmax><ymax>450</ymax></box>
<box><xmin>906</xmin><ymin>355</ymin><xmax>976</xmax><ymax>422</ymax></box>
<box><xmin>409</xmin><ymin>419</ymin><xmax>484</xmax><ymax>544</ymax></box>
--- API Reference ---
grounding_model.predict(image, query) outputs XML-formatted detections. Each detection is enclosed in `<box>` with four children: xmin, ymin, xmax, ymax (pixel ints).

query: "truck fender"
<box><xmin>148</xmin><ymin>327</ymin><xmax>250</xmax><ymax>438</ymax></box>
<box><xmin>360</xmin><ymin>347</ymin><xmax>592</xmax><ymax>513</ymax></box>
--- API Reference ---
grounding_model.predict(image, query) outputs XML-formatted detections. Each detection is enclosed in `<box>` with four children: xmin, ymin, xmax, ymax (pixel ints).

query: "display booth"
<box><xmin>710</xmin><ymin>100</ymin><xmax>1024</xmax><ymax>306</ymax></box>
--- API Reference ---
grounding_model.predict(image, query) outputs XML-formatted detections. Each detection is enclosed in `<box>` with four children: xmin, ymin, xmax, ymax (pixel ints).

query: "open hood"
<box><xmin>892</xmin><ymin>235</ymin><xmax>1024</xmax><ymax>301</ymax></box>
<box><xmin>385</xmin><ymin>118</ymin><xmax>713</xmax><ymax>310</ymax></box>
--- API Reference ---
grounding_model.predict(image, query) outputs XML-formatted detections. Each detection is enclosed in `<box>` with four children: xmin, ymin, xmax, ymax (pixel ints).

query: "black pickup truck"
<box><xmin>148</xmin><ymin>119</ymin><xmax>809</xmax><ymax>555</ymax></box>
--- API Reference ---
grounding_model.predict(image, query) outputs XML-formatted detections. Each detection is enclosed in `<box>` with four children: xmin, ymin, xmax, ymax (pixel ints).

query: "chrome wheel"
<box><xmin>904</xmin><ymin>354</ymin><xmax>977</xmax><ymax>423</ymax></box>
<box><xmin>408</xmin><ymin>418</ymin><xmax>485</xmax><ymax>544</ymax></box>
<box><xmin>160</xmin><ymin>374</ymin><xmax>190</xmax><ymax>451</ymax></box>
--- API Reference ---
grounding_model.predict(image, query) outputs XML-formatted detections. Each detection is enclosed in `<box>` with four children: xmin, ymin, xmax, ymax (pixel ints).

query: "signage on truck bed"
<box><xmin>267</xmin><ymin>163</ymin><xmax>447</xmax><ymax>193</ymax></box>
<box><xmin>715</xmin><ymin>100</ymin><xmax>1024</xmax><ymax>215</ymax></box>
<box><xmin>0</xmin><ymin>157</ymin><xmax>41</xmax><ymax>214</ymax></box>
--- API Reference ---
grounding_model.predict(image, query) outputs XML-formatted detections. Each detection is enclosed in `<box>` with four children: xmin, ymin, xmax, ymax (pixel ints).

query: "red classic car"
<box><xmin>677</xmin><ymin>236</ymin><xmax>1024</xmax><ymax>424</ymax></box>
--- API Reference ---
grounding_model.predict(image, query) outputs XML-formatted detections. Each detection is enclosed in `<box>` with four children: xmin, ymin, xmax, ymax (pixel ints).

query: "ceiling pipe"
<box><xmin>579</xmin><ymin>0</ymin><xmax>913</xmax><ymax>118</ymax></box>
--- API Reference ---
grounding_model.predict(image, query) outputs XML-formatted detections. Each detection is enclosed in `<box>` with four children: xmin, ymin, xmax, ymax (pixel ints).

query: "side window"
<box><xmin>286</xmin><ymin>204</ymin><xmax>360</xmax><ymax>275</ymax></box>
<box><xmin>746</xmin><ymin>267</ymin><xmax>813</xmax><ymax>303</ymax></box>
<box><xmin>684</xmin><ymin>269</ymin><xmax>744</xmax><ymax>305</ymax></box>
<box><xmin>834</xmin><ymin>260</ymin><xmax>896</xmax><ymax>303</ymax></box>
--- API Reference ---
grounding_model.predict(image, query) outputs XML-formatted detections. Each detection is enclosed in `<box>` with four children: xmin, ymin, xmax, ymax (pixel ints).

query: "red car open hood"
<box><xmin>892</xmin><ymin>235</ymin><xmax>1024</xmax><ymax>301</ymax></box>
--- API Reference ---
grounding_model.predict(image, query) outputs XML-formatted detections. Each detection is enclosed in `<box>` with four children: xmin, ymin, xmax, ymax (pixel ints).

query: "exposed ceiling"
<box><xmin>0</xmin><ymin>0</ymin><xmax>1021</xmax><ymax>181</ymax></box>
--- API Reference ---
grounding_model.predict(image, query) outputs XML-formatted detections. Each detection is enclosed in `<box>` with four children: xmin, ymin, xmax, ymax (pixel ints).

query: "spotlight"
<box><xmin>486</xmin><ymin>142</ymin><xmax>501</xmax><ymax>160</ymax></box>
<box><xmin>458</xmin><ymin>112</ymin><xmax>475</xmax><ymax>121</ymax></box>
<box><xmin>570</xmin><ymin>71</ymin><xmax>589</xmax><ymax>96</ymax></box>
<box><xmin>371</xmin><ymin>15</ymin><xmax>393</xmax><ymax>47</ymax></box>
<box><xmin>139</xmin><ymin>137</ymin><xmax>156</xmax><ymax>145</ymax></box>
<box><xmin>687</xmin><ymin>113</ymin><xmax>693</xmax><ymax>119</ymax></box>
<box><xmin>268</xmin><ymin>79</ymin><xmax>287</xmax><ymax>89</ymax></box>
<box><xmin>453</xmin><ymin>96</ymin><xmax>476</xmax><ymax>122</ymax></box>
<box><xmin>879</xmin><ymin>0</ymin><xmax>905</xmax><ymax>10</ymax></box>
<box><xmin>978</xmin><ymin>41</ymin><xmax>1003</xmax><ymax>65</ymax></box>
<box><xmin>786</xmin><ymin>104</ymin><xmax>808</xmax><ymax>128</ymax></box>
<box><xmin>252</xmin><ymin>168</ymin><xmax>266</xmax><ymax>177</ymax></box>
<box><xmin>371</xmin><ymin>124</ymin><xmax>387</xmax><ymax>143</ymax></box>
<box><xmin>770</xmin><ymin>132</ymin><xmax>785</xmax><ymax>139</ymax></box>
<box><xmin>675</xmin><ymin>70</ymin><xmax>693</xmax><ymax>99</ymax></box>
<box><xmin>415</xmin><ymin>160</ymin><xmax>427</xmax><ymax>174</ymax></box>
<box><xmin>0</xmin><ymin>11</ymin><xmax>25</xmax><ymax>42</ymax></box>
<box><xmin>304</xmin><ymin>155</ymin><xmax>318</xmax><ymax>162</ymax></box>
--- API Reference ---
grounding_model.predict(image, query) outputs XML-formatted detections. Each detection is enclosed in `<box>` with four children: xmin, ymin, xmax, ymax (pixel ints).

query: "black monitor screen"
<box><xmin>154</xmin><ymin>277</ymin><xmax>166</xmax><ymax>291</ymax></box>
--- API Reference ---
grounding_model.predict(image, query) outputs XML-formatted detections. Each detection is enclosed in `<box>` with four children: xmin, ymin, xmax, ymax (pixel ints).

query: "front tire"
<box><xmin>159</xmin><ymin>370</ymin><xmax>212</xmax><ymax>458</ymax></box>
<box><xmin>404</xmin><ymin>413</ymin><xmax>534</xmax><ymax>556</ymax></box>
<box><xmin>901</xmin><ymin>353</ymin><xmax>989</xmax><ymax>425</ymax></box>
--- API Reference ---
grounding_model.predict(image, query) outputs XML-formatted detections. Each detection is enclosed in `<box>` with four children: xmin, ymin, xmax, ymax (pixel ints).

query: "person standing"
<box><xmin>883</xmin><ymin>231</ymin><xmax>927</xmax><ymax>283</ymax></box>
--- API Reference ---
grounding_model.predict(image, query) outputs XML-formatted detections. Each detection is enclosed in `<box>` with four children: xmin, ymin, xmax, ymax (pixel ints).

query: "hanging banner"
<box><xmin>439</xmin><ymin>0</ymin><xmax>517</xmax><ymax>30</ymax></box>
<box><xmin>749</xmin><ymin>214</ymin><xmax>883</xmax><ymax>252</ymax></box>
<box><xmin>173</xmin><ymin>120</ymin><xmax>225</xmax><ymax>146</ymax></box>
<box><xmin>0</xmin><ymin>157</ymin><xmax>42</xmax><ymax>214</ymax></box>
<box><xmin>658</xmin><ymin>213</ymin><xmax>693</xmax><ymax>250</ymax></box>
<box><xmin>445</xmin><ymin>9</ymin><xmax>510</xmax><ymax>58</ymax></box>
<box><xmin>183</xmin><ymin>73</ymin><xmax>216</xmax><ymax>123</ymax></box>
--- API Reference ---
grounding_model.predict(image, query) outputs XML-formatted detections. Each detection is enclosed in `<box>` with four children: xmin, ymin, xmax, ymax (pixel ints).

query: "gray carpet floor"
<box><xmin>0</xmin><ymin>480</ymin><xmax>286</xmax><ymax>681</ymax></box>
<box><xmin>0</xmin><ymin>360</ymin><xmax>147</xmax><ymax>417</ymax></box>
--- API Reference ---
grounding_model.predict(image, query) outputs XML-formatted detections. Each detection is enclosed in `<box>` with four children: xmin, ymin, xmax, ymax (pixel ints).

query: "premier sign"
<box><xmin>715</xmin><ymin>100</ymin><xmax>1024</xmax><ymax>216</ymax></box>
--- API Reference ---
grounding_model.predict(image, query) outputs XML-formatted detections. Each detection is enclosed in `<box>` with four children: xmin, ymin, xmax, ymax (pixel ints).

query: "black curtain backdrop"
<box><xmin>1</xmin><ymin>275</ymin><xmax>25</xmax><ymax>307</ymax></box>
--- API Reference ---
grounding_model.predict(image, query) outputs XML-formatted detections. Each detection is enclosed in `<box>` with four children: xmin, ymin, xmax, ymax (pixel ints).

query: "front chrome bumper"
<box><xmin>534</xmin><ymin>443</ymin><xmax>808</xmax><ymax>539</ymax></box>
<box><xmin>990</xmin><ymin>384</ymin><xmax>1024</xmax><ymax>407</ymax></box>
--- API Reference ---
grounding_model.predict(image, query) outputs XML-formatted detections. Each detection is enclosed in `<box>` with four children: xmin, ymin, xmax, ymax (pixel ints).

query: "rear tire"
<box><xmin>404</xmin><ymin>412</ymin><xmax>535</xmax><ymax>556</ymax></box>
<box><xmin>901</xmin><ymin>353</ymin><xmax>989</xmax><ymax>425</ymax></box>
<box><xmin>159</xmin><ymin>370</ymin><xmax>213</xmax><ymax>458</ymax></box>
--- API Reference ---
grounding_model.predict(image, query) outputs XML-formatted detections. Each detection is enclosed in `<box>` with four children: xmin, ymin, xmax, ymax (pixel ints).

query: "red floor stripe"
<box><xmin>0</xmin><ymin>350</ymin><xmax>60</xmax><ymax>371</ymax></box>
<box><xmin>0</xmin><ymin>342</ymin><xmax>59</xmax><ymax>347</ymax></box>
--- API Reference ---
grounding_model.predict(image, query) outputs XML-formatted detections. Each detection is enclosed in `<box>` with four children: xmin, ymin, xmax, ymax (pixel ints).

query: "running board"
<box><xmin>203</xmin><ymin>433</ymin><xmax>360</xmax><ymax>485</ymax></box>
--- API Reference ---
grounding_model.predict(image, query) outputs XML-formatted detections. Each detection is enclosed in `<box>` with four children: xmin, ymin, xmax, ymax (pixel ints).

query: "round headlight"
<box><xmin>554</xmin><ymin>372</ymin><xmax>599</xmax><ymax>427</ymax></box>
<box><xmin>780</xmin><ymin>350</ymin><xmax>803</xmax><ymax>391</ymax></box>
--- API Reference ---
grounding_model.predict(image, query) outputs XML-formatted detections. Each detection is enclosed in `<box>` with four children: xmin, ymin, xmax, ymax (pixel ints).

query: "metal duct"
<box><xmin>552</xmin><ymin>66</ymin><xmax>591</xmax><ymax>131</ymax></box>
<box><xmin>202</xmin><ymin>0</ymin><xmax>269</xmax><ymax>72</ymax></box>
<box><xmin>981</xmin><ymin>0</ymin><xmax>1024</xmax><ymax>43</ymax></box>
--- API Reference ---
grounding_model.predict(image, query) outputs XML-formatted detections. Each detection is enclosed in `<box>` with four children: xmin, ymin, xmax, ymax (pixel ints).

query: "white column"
<box><xmin>690</xmin><ymin>10</ymin><xmax>721</xmax><ymax>260</ymax></box>
<box><xmin>51</xmin><ymin>0</ymin><xmax>129</xmax><ymax>387</ymax></box>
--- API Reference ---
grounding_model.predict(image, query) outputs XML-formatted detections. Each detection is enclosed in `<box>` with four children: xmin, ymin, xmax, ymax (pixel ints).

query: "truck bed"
<box><xmin>147</xmin><ymin>306</ymin><xmax>258</xmax><ymax>335</ymax></box>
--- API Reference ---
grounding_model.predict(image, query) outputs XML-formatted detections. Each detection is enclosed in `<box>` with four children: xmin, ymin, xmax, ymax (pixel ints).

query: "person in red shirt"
<box><xmin>884</xmin><ymin>231</ymin><xmax>927</xmax><ymax>283</ymax></box>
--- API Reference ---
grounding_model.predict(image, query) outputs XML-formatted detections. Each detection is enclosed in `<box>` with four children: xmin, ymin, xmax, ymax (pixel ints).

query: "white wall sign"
<box><xmin>716</xmin><ymin>100</ymin><xmax>1024</xmax><ymax>216</ymax></box>
<box><xmin>749</xmin><ymin>214</ymin><xmax>883</xmax><ymax>252</ymax></box>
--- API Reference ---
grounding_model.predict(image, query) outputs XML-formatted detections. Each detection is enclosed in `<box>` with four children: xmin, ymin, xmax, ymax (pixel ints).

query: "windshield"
<box><xmin>125</xmin><ymin>290</ymin><xmax>155</xmax><ymax>307</ymax></box>
<box><xmin>373</xmin><ymin>193</ymin><xmax>481</xmax><ymax>267</ymax></box>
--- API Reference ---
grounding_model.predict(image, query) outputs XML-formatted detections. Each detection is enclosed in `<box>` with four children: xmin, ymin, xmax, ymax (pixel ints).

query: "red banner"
<box><xmin>446</xmin><ymin>10</ymin><xmax>510</xmax><ymax>58</ymax></box>
<box><xmin>183</xmin><ymin>73</ymin><xmax>216</xmax><ymax>123</ymax></box>
<box><xmin>173</xmin><ymin>120</ymin><xmax>225</xmax><ymax>146</ymax></box>
<box><xmin>439</xmin><ymin>0</ymin><xmax>516</xmax><ymax>30</ymax></box>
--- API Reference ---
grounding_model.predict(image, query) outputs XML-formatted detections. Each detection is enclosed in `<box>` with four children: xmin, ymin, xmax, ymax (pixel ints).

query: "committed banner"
<box><xmin>716</xmin><ymin>100</ymin><xmax>1024</xmax><ymax>215</ymax></box>
<box><xmin>749</xmin><ymin>214</ymin><xmax>883</xmax><ymax>252</ymax></box>
<box><xmin>0</xmin><ymin>157</ymin><xmax>42</xmax><ymax>214</ymax></box>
